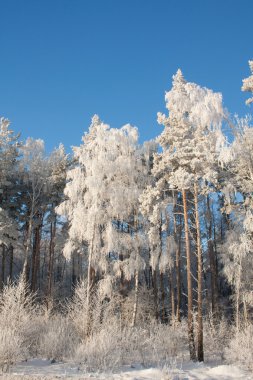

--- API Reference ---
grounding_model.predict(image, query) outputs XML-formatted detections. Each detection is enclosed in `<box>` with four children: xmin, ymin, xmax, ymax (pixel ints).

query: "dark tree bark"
<box><xmin>182</xmin><ymin>188</ymin><xmax>196</xmax><ymax>361</ymax></box>
<box><xmin>160</xmin><ymin>272</ymin><xmax>166</xmax><ymax>322</ymax></box>
<box><xmin>9</xmin><ymin>245</ymin><xmax>14</xmax><ymax>281</ymax></box>
<box><xmin>194</xmin><ymin>182</ymin><xmax>204</xmax><ymax>362</ymax></box>
<box><xmin>206</xmin><ymin>195</ymin><xmax>218</xmax><ymax>316</ymax></box>
<box><xmin>0</xmin><ymin>244</ymin><xmax>6</xmax><ymax>291</ymax></box>
<box><xmin>23</xmin><ymin>219</ymin><xmax>32</xmax><ymax>283</ymax></box>
<box><xmin>152</xmin><ymin>269</ymin><xmax>159</xmax><ymax>320</ymax></box>
<box><xmin>31</xmin><ymin>223</ymin><xmax>41</xmax><ymax>292</ymax></box>
<box><xmin>173</xmin><ymin>193</ymin><xmax>182</xmax><ymax>322</ymax></box>
<box><xmin>169</xmin><ymin>270</ymin><xmax>175</xmax><ymax>323</ymax></box>
<box><xmin>47</xmin><ymin>217</ymin><xmax>57</xmax><ymax>301</ymax></box>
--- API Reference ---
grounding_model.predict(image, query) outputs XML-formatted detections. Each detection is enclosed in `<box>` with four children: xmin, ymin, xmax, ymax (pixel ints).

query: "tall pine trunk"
<box><xmin>31</xmin><ymin>225</ymin><xmax>41</xmax><ymax>292</ymax></box>
<box><xmin>169</xmin><ymin>270</ymin><xmax>175</xmax><ymax>323</ymax></box>
<box><xmin>194</xmin><ymin>182</ymin><xmax>204</xmax><ymax>362</ymax></box>
<box><xmin>131</xmin><ymin>212</ymin><xmax>140</xmax><ymax>327</ymax></box>
<box><xmin>182</xmin><ymin>189</ymin><xmax>196</xmax><ymax>361</ymax></box>
<box><xmin>47</xmin><ymin>217</ymin><xmax>57</xmax><ymax>301</ymax></box>
<box><xmin>152</xmin><ymin>269</ymin><xmax>159</xmax><ymax>320</ymax></box>
<box><xmin>206</xmin><ymin>195</ymin><xmax>218</xmax><ymax>316</ymax></box>
<box><xmin>160</xmin><ymin>272</ymin><xmax>166</xmax><ymax>322</ymax></box>
<box><xmin>173</xmin><ymin>195</ymin><xmax>182</xmax><ymax>322</ymax></box>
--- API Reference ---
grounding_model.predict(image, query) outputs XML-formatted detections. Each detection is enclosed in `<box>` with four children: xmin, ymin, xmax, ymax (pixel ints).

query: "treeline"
<box><xmin>0</xmin><ymin>61</ymin><xmax>253</xmax><ymax>362</ymax></box>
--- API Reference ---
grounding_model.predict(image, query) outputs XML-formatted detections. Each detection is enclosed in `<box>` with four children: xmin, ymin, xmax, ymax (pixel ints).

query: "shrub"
<box><xmin>73</xmin><ymin>317</ymin><xmax>187</xmax><ymax>371</ymax></box>
<box><xmin>225</xmin><ymin>324</ymin><xmax>253</xmax><ymax>371</ymax></box>
<box><xmin>74</xmin><ymin>317</ymin><xmax>121</xmax><ymax>372</ymax></box>
<box><xmin>0</xmin><ymin>328</ymin><xmax>27</xmax><ymax>372</ymax></box>
<box><xmin>148</xmin><ymin>321</ymin><xmax>188</xmax><ymax>365</ymax></box>
<box><xmin>0</xmin><ymin>277</ymin><xmax>35</xmax><ymax>371</ymax></box>
<box><xmin>38</xmin><ymin>316</ymin><xmax>78</xmax><ymax>361</ymax></box>
<box><xmin>203</xmin><ymin>314</ymin><xmax>231</xmax><ymax>361</ymax></box>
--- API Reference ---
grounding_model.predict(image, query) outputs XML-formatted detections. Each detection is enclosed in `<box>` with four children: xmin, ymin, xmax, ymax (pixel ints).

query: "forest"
<box><xmin>0</xmin><ymin>60</ymin><xmax>252</xmax><ymax>378</ymax></box>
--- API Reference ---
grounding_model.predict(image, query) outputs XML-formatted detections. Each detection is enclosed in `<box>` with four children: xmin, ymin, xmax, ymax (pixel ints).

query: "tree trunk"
<box><xmin>77</xmin><ymin>250</ymin><xmax>82</xmax><ymax>282</ymax></box>
<box><xmin>47</xmin><ymin>217</ymin><xmax>57</xmax><ymax>301</ymax></box>
<box><xmin>22</xmin><ymin>218</ymin><xmax>33</xmax><ymax>282</ymax></box>
<box><xmin>206</xmin><ymin>195</ymin><xmax>218</xmax><ymax>316</ymax></box>
<box><xmin>72</xmin><ymin>254</ymin><xmax>77</xmax><ymax>286</ymax></box>
<box><xmin>169</xmin><ymin>270</ymin><xmax>175</xmax><ymax>324</ymax></box>
<box><xmin>9</xmin><ymin>245</ymin><xmax>14</xmax><ymax>281</ymax></box>
<box><xmin>194</xmin><ymin>182</ymin><xmax>204</xmax><ymax>362</ymax></box>
<box><xmin>131</xmin><ymin>269</ymin><xmax>139</xmax><ymax>327</ymax></box>
<box><xmin>236</xmin><ymin>254</ymin><xmax>242</xmax><ymax>332</ymax></box>
<box><xmin>182</xmin><ymin>188</ymin><xmax>196</xmax><ymax>361</ymax></box>
<box><xmin>160</xmin><ymin>272</ymin><xmax>166</xmax><ymax>322</ymax></box>
<box><xmin>174</xmin><ymin>195</ymin><xmax>182</xmax><ymax>322</ymax></box>
<box><xmin>152</xmin><ymin>269</ymin><xmax>159</xmax><ymax>320</ymax></box>
<box><xmin>31</xmin><ymin>222</ymin><xmax>42</xmax><ymax>292</ymax></box>
<box><xmin>0</xmin><ymin>245</ymin><xmax>6</xmax><ymax>291</ymax></box>
<box><xmin>31</xmin><ymin>229</ymin><xmax>37</xmax><ymax>290</ymax></box>
<box><xmin>86</xmin><ymin>225</ymin><xmax>96</xmax><ymax>336</ymax></box>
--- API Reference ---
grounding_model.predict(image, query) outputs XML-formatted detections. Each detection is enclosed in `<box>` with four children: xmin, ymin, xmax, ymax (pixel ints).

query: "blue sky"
<box><xmin>0</xmin><ymin>0</ymin><xmax>252</xmax><ymax>152</ymax></box>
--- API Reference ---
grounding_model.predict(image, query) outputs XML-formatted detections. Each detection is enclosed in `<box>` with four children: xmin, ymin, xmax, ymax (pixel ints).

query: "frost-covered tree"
<box><xmin>45</xmin><ymin>144</ymin><xmax>69</xmax><ymax>299</ymax></box>
<box><xmin>0</xmin><ymin>118</ymin><xmax>19</xmax><ymax>289</ymax></box>
<box><xmin>18</xmin><ymin>139</ymin><xmax>68</xmax><ymax>292</ymax></box>
<box><xmin>0</xmin><ymin>118</ymin><xmax>19</xmax><ymax>189</ymax></box>
<box><xmin>222</xmin><ymin>211</ymin><xmax>253</xmax><ymax>330</ymax></box>
<box><xmin>144</xmin><ymin>70</ymin><xmax>225</xmax><ymax>361</ymax></box>
<box><xmin>242</xmin><ymin>60</ymin><xmax>253</xmax><ymax>106</ymax></box>
<box><xmin>19</xmin><ymin>138</ymin><xmax>49</xmax><ymax>282</ymax></box>
<box><xmin>220</xmin><ymin>118</ymin><xmax>253</xmax><ymax>329</ymax></box>
<box><xmin>57</xmin><ymin>115</ymin><xmax>150</xmax><ymax>331</ymax></box>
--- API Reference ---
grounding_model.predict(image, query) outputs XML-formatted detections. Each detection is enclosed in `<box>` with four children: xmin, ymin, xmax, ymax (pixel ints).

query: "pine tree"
<box><xmin>0</xmin><ymin>118</ymin><xmax>20</xmax><ymax>290</ymax></box>
<box><xmin>147</xmin><ymin>69</ymin><xmax>224</xmax><ymax>361</ymax></box>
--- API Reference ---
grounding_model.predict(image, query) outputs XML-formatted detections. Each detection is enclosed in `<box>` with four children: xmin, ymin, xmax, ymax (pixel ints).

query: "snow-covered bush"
<box><xmin>74</xmin><ymin>317</ymin><xmax>187</xmax><ymax>371</ymax></box>
<box><xmin>0</xmin><ymin>277</ymin><xmax>36</xmax><ymax>371</ymax></box>
<box><xmin>38</xmin><ymin>316</ymin><xmax>78</xmax><ymax>361</ymax></box>
<box><xmin>67</xmin><ymin>281</ymin><xmax>98</xmax><ymax>338</ymax></box>
<box><xmin>74</xmin><ymin>320</ymin><xmax>147</xmax><ymax>372</ymax></box>
<box><xmin>120</xmin><ymin>286</ymin><xmax>156</xmax><ymax>325</ymax></box>
<box><xmin>68</xmin><ymin>282</ymin><xmax>189</xmax><ymax>371</ymax></box>
<box><xmin>67</xmin><ymin>281</ymin><xmax>121</xmax><ymax>338</ymax></box>
<box><xmin>225</xmin><ymin>324</ymin><xmax>253</xmax><ymax>371</ymax></box>
<box><xmin>203</xmin><ymin>315</ymin><xmax>231</xmax><ymax>360</ymax></box>
<box><xmin>148</xmin><ymin>321</ymin><xmax>188</xmax><ymax>365</ymax></box>
<box><xmin>74</xmin><ymin>317</ymin><xmax>122</xmax><ymax>372</ymax></box>
<box><xmin>0</xmin><ymin>328</ymin><xmax>27</xmax><ymax>372</ymax></box>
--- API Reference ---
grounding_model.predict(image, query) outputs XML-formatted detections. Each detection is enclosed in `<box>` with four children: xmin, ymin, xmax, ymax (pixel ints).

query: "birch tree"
<box><xmin>57</xmin><ymin>115</ymin><xmax>150</xmax><ymax>331</ymax></box>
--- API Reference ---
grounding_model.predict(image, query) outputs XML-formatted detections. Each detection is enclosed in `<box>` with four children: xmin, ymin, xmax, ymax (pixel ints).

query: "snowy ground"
<box><xmin>0</xmin><ymin>359</ymin><xmax>252</xmax><ymax>379</ymax></box>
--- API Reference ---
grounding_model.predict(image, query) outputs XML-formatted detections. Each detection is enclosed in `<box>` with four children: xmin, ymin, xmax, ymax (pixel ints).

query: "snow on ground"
<box><xmin>0</xmin><ymin>359</ymin><xmax>252</xmax><ymax>380</ymax></box>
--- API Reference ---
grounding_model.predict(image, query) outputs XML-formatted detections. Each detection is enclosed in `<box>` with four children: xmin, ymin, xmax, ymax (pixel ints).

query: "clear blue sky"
<box><xmin>0</xmin><ymin>0</ymin><xmax>252</xmax><ymax>152</ymax></box>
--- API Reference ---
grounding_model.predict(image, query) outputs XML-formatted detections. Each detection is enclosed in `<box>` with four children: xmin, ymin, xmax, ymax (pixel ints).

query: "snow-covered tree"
<box><xmin>57</xmin><ymin>115</ymin><xmax>151</xmax><ymax>331</ymax></box>
<box><xmin>18</xmin><ymin>139</ymin><xmax>68</xmax><ymax>292</ymax></box>
<box><xmin>143</xmin><ymin>69</ymin><xmax>225</xmax><ymax>361</ymax></box>
<box><xmin>220</xmin><ymin>118</ymin><xmax>253</xmax><ymax>329</ymax></box>
<box><xmin>19</xmin><ymin>138</ymin><xmax>49</xmax><ymax>282</ymax></box>
<box><xmin>242</xmin><ymin>60</ymin><xmax>253</xmax><ymax>105</ymax></box>
<box><xmin>0</xmin><ymin>118</ymin><xmax>20</xmax><ymax>289</ymax></box>
<box><xmin>45</xmin><ymin>144</ymin><xmax>69</xmax><ymax>299</ymax></box>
